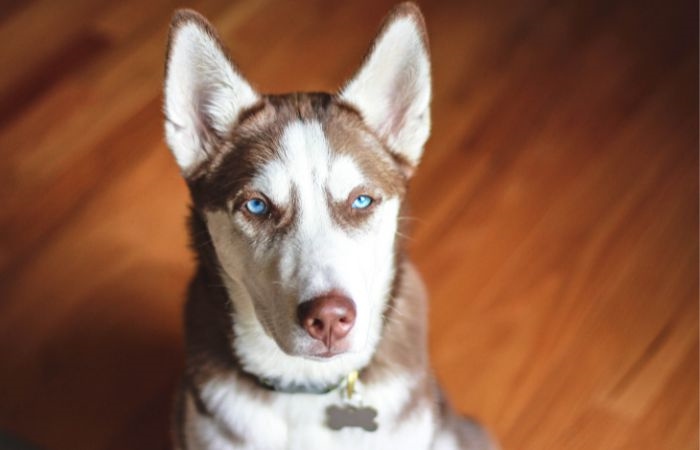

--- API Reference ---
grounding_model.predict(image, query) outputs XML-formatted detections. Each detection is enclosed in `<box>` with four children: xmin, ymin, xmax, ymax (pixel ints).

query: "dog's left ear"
<box><xmin>340</xmin><ymin>3</ymin><xmax>431</xmax><ymax>175</ymax></box>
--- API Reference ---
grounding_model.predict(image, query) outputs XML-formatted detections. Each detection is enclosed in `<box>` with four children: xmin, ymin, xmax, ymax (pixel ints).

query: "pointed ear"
<box><xmin>340</xmin><ymin>3</ymin><xmax>431</xmax><ymax>173</ymax></box>
<box><xmin>164</xmin><ymin>9</ymin><xmax>258</xmax><ymax>175</ymax></box>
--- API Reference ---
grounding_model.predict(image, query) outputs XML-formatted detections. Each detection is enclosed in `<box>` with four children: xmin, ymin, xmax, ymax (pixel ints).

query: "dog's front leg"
<box><xmin>174</xmin><ymin>379</ymin><xmax>291</xmax><ymax>450</ymax></box>
<box><xmin>172</xmin><ymin>389</ymin><xmax>239</xmax><ymax>450</ymax></box>
<box><xmin>173</xmin><ymin>388</ymin><xmax>262</xmax><ymax>450</ymax></box>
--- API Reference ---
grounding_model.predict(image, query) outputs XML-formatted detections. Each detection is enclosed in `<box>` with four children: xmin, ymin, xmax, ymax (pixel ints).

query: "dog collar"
<box><xmin>257</xmin><ymin>370</ymin><xmax>359</xmax><ymax>395</ymax></box>
<box><xmin>258</xmin><ymin>370</ymin><xmax>379</xmax><ymax>432</ymax></box>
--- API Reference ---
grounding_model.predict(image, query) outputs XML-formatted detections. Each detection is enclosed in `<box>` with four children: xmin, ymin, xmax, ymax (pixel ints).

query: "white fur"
<box><xmin>164</xmin><ymin>20</ymin><xmax>258</xmax><ymax>173</ymax></box>
<box><xmin>204</xmin><ymin>120</ymin><xmax>400</xmax><ymax>388</ymax></box>
<box><xmin>327</xmin><ymin>154</ymin><xmax>366</xmax><ymax>201</ymax></box>
<box><xmin>189</xmin><ymin>352</ymin><xmax>434</xmax><ymax>450</ymax></box>
<box><xmin>341</xmin><ymin>15</ymin><xmax>431</xmax><ymax>166</ymax></box>
<box><xmin>431</xmin><ymin>429</ymin><xmax>461</xmax><ymax>450</ymax></box>
<box><xmin>251</xmin><ymin>159</ymin><xmax>292</xmax><ymax>206</ymax></box>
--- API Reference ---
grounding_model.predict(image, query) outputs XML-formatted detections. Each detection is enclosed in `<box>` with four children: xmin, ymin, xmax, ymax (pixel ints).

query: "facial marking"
<box><xmin>251</xmin><ymin>159</ymin><xmax>291</xmax><ymax>207</ymax></box>
<box><xmin>279</xmin><ymin>120</ymin><xmax>332</xmax><ymax>209</ymax></box>
<box><xmin>328</xmin><ymin>155</ymin><xmax>365</xmax><ymax>202</ymax></box>
<box><xmin>249</xmin><ymin>119</ymin><xmax>375</xmax><ymax>233</ymax></box>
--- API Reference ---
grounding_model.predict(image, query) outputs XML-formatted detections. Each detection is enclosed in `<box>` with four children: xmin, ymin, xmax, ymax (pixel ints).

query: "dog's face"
<box><xmin>164</xmin><ymin>5</ymin><xmax>430</xmax><ymax>366</ymax></box>
<box><xmin>194</xmin><ymin>100</ymin><xmax>407</xmax><ymax>359</ymax></box>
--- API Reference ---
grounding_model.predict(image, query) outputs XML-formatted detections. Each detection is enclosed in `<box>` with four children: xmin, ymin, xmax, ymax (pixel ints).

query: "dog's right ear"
<box><xmin>340</xmin><ymin>3</ymin><xmax>431</xmax><ymax>177</ymax></box>
<box><xmin>164</xmin><ymin>10</ymin><xmax>258</xmax><ymax>175</ymax></box>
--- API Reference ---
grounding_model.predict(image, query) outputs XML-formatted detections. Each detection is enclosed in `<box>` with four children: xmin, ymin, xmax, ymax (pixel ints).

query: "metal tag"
<box><xmin>326</xmin><ymin>404</ymin><xmax>378</xmax><ymax>432</ymax></box>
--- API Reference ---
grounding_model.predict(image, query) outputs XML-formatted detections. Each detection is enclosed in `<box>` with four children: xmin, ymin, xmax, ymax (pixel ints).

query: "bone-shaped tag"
<box><xmin>326</xmin><ymin>405</ymin><xmax>378</xmax><ymax>432</ymax></box>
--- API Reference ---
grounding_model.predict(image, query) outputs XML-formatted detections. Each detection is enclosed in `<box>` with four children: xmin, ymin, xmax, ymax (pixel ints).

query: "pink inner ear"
<box><xmin>383</xmin><ymin>75</ymin><xmax>412</xmax><ymax>141</ymax></box>
<box><xmin>385</xmin><ymin>104</ymin><xmax>410</xmax><ymax>144</ymax></box>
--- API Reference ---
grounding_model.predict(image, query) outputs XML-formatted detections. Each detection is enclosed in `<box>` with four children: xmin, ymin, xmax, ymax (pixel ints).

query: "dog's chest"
<box><xmin>209</xmin><ymin>376</ymin><xmax>435</xmax><ymax>450</ymax></box>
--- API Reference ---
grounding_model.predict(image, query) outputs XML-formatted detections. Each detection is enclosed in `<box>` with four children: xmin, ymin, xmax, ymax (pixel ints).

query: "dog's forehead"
<box><xmin>251</xmin><ymin>120</ymin><xmax>368</xmax><ymax>205</ymax></box>
<box><xmin>189</xmin><ymin>93</ymin><xmax>405</xmax><ymax>209</ymax></box>
<box><xmin>236</xmin><ymin>94</ymin><xmax>405</xmax><ymax>198</ymax></box>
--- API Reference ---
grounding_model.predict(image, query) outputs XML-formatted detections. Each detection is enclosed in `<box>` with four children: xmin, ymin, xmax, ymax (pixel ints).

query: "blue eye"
<box><xmin>245</xmin><ymin>198</ymin><xmax>268</xmax><ymax>215</ymax></box>
<box><xmin>351</xmin><ymin>195</ymin><xmax>373</xmax><ymax>209</ymax></box>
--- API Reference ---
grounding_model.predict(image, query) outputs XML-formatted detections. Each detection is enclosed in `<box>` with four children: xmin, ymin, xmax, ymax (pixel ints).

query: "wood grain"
<box><xmin>0</xmin><ymin>1</ymin><xmax>696</xmax><ymax>449</ymax></box>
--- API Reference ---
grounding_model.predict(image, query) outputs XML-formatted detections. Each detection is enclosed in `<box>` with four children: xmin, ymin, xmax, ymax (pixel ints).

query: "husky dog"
<box><xmin>164</xmin><ymin>3</ymin><xmax>497</xmax><ymax>449</ymax></box>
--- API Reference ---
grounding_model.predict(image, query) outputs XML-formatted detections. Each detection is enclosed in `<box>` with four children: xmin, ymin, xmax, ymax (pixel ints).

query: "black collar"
<box><xmin>255</xmin><ymin>370</ymin><xmax>360</xmax><ymax>395</ymax></box>
<box><xmin>256</xmin><ymin>375</ymin><xmax>345</xmax><ymax>394</ymax></box>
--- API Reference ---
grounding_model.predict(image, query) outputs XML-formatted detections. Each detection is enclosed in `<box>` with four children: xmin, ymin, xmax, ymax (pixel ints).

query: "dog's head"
<box><xmin>164</xmin><ymin>3</ymin><xmax>430</xmax><ymax>382</ymax></box>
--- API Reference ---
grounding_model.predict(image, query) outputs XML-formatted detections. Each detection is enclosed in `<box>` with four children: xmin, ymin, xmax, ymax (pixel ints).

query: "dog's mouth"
<box><xmin>304</xmin><ymin>338</ymin><xmax>352</xmax><ymax>359</ymax></box>
<box><xmin>265</xmin><ymin>323</ymin><xmax>355</xmax><ymax>359</ymax></box>
<box><xmin>306</xmin><ymin>351</ymin><xmax>342</xmax><ymax>360</ymax></box>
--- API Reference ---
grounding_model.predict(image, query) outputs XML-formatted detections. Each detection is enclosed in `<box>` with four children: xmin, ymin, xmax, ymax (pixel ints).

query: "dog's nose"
<box><xmin>297</xmin><ymin>293</ymin><xmax>356</xmax><ymax>348</ymax></box>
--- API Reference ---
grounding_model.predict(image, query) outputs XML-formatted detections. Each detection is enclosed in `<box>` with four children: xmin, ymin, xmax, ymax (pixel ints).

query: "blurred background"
<box><xmin>0</xmin><ymin>0</ymin><xmax>697</xmax><ymax>449</ymax></box>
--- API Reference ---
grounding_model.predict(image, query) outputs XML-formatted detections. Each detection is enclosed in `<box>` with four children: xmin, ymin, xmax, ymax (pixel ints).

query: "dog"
<box><xmin>164</xmin><ymin>3</ymin><xmax>498</xmax><ymax>449</ymax></box>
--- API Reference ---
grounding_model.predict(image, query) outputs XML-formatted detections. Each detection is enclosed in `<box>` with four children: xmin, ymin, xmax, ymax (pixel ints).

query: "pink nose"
<box><xmin>297</xmin><ymin>293</ymin><xmax>356</xmax><ymax>348</ymax></box>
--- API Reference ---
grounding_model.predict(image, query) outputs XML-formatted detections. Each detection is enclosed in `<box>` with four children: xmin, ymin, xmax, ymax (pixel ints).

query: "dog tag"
<box><xmin>326</xmin><ymin>404</ymin><xmax>378</xmax><ymax>432</ymax></box>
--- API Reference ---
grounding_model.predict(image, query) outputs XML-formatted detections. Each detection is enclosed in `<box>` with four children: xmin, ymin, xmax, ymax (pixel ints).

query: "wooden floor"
<box><xmin>0</xmin><ymin>0</ymin><xmax>697</xmax><ymax>449</ymax></box>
